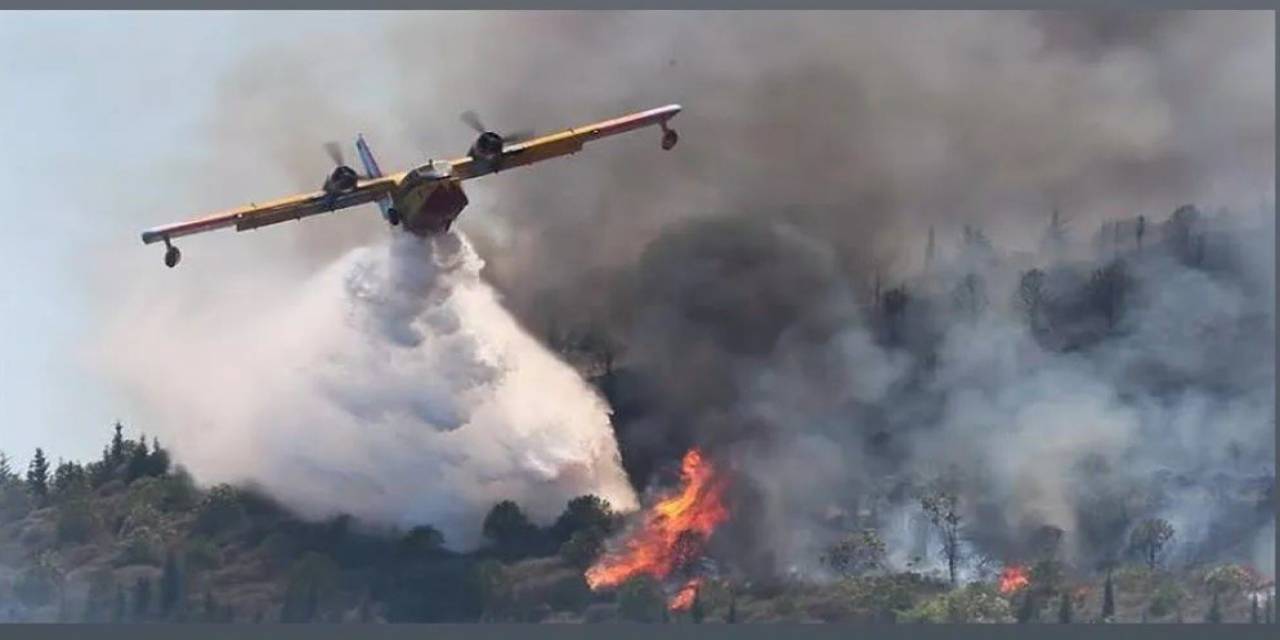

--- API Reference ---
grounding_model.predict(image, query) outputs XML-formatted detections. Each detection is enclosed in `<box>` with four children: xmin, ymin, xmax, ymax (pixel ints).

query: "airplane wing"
<box><xmin>448</xmin><ymin>104</ymin><xmax>681</xmax><ymax>180</ymax></box>
<box><xmin>139</xmin><ymin>173</ymin><xmax>405</xmax><ymax>245</ymax></box>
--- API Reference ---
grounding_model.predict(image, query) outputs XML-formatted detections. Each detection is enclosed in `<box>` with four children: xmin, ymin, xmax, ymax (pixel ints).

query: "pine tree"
<box><xmin>1058</xmin><ymin>590</ymin><xmax>1073</xmax><ymax>623</ymax></box>
<box><xmin>0</xmin><ymin>451</ymin><xmax>14</xmax><ymax>484</ymax></box>
<box><xmin>110</xmin><ymin>422</ymin><xmax>126</xmax><ymax>465</ymax></box>
<box><xmin>126</xmin><ymin>436</ymin><xmax>150</xmax><ymax>482</ymax></box>
<box><xmin>148</xmin><ymin>438</ymin><xmax>171</xmax><ymax>477</ymax></box>
<box><xmin>26</xmin><ymin>448</ymin><xmax>50</xmax><ymax>502</ymax></box>
<box><xmin>1206</xmin><ymin>590</ymin><xmax>1222</xmax><ymax>623</ymax></box>
<box><xmin>1101</xmin><ymin>570</ymin><xmax>1115</xmax><ymax>621</ymax></box>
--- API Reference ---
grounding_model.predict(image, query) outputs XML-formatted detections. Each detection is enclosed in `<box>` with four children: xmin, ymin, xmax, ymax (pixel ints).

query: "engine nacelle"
<box><xmin>323</xmin><ymin>165</ymin><xmax>359</xmax><ymax>195</ymax></box>
<box><xmin>468</xmin><ymin>131</ymin><xmax>504</xmax><ymax>163</ymax></box>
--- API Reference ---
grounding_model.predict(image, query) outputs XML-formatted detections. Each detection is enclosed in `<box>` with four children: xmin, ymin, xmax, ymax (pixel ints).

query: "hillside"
<box><xmin>0</xmin><ymin>424</ymin><xmax>1273</xmax><ymax>623</ymax></box>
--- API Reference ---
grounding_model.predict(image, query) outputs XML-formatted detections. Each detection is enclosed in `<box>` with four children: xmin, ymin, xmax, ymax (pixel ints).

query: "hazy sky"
<box><xmin>0</xmin><ymin>12</ymin><xmax>399</xmax><ymax>467</ymax></box>
<box><xmin>0</xmin><ymin>11</ymin><xmax>1272</xmax><ymax>475</ymax></box>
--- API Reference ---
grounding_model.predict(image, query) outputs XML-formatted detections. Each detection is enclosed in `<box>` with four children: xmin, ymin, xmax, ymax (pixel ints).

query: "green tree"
<box><xmin>398</xmin><ymin>525</ymin><xmax>446</xmax><ymax>559</ymax></box>
<box><xmin>1128</xmin><ymin>518</ymin><xmax>1175</xmax><ymax>571</ymax></box>
<box><xmin>482</xmin><ymin>500</ymin><xmax>540</xmax><ymax>560</ymax></box>
<box><xmin>550</xmin><ymin>495</ymin><xmax>615</xmax><ymax>545</ymax></box>
<box><xmin>147</xmin><ymin>438</ymin><xmax>171</xmax><ymax>477</ymax></box>
<box><xmin>110</xmin><ymin>422</ymin><xmax>126</xmax><ymax>466</ymax></box>
<box><xmin>0</xmin><ymin>451</ymin><xmax>16</xmax><ymax>484</ymax></box>
<box><xmin>27</xmin><ymin>448</ymin><xmax>50</xmax><ymax>503</ymax></box>
<box><xmin>52</xmin><ymin>461</ymin><xmax>88</xmax><ymax>502</ymax></box>
<box><xmin>126</xmin><ymin>437</ymin><xmax>150</xmax><ymax>482</ymax></box>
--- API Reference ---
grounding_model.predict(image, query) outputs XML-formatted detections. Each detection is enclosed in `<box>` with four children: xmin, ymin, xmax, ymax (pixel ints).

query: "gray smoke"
<box><xmin>91</xmin><ymin>12</ymin><xmax>1271</xmax><ymax>572</ymax></box>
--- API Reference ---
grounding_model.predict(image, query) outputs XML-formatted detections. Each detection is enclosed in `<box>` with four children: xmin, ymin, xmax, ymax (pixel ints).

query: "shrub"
<box><xmin>193</xmin><ymin>484</ymin><xmax>248</xmax><ymax>536</ymax></box>
<box><xmin>158</xmin><ymin>467</ymin><xmax>199</xmax><ymax>512</ymax></box>
<box><xmin>14</xmin><ymin>551</ymin><xmax>62</xmax><ymax>608</ymax></box>
<box><xmin>1148</xmin><ymin>581</ymin><xmax>1185</xmax><ymax>618</ymax></box>
<box><xmin>116</xmin><ymin>525</ymin><xmax>165</xmax><ymax>566</ymax></box>
<box><xmin>616</xmin><ymin>575</ymin><xmax>667</xmax><ymax>622</ymax></box>
<box><xmin>55</xmin><ymin>498</ymin><xmax>99</xmax><ymax>545</ymax></box>
<box><xmin>822</xmin><ymin>529</ymin><xmax>888</xmax><ymax>577</ymax></box>
<box><xmin>184</xmin><ymin>536</ymin><xmax>222</xmax><ymax>574</ymax></box>
<box><xmin>546</xmin><ymin>574</ymin><xmax>592</xmax><ymax>613</ymax></box>
<box><xmin>558</xmin><ymin>527</ymin><xmax>605</xmax><ymax>570</ymax></box>
<box><xmin>258</xmin><ymin>531</ymin><xmax>300</xmax><ymax>570</ymax></box>
<box><xmin>0</xmin><ymin>481</ymin><xmax>32</xmax><ymax>521</ymax></box>
<box><xmin>901</xmin><ymin>584</ymin><xmax>1014</xmax><ymax>623</ymax></box>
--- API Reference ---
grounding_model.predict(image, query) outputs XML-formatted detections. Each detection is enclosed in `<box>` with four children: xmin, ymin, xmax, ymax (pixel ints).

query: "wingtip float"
<box><xmin>140</xmin><ymin>104</ymin><xmax>682</xmax><ymax>268</ymax></box>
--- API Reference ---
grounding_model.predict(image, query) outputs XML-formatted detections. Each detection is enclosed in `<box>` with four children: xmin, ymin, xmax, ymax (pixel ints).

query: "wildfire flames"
<box><xmin>584</xmin><ymin>448</ymin><xmax>729</xmax><ymax>610</ymax></box>
<box><xmin>668</xmin><ymin>577</ymin><xmax>704</xmax><ymax>612</ymax></box>
<box><xmin>999</xmin><ymin>565</ymin><xmax>1030</xmax><ymax>595</ymax></box>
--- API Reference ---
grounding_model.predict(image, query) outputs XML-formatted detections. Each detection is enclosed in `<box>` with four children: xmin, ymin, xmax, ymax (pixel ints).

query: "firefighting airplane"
<box><xmin>141</xmin><ymin>104</ymin><xmax>682</xmax><ymax>267</ymax></box>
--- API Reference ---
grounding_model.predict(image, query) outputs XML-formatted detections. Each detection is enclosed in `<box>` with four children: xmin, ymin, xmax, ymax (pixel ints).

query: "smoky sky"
<box><xmin>95</xmin><ymin>11</ymin><xmax>1273</xmax><ymax>573</ymax></box>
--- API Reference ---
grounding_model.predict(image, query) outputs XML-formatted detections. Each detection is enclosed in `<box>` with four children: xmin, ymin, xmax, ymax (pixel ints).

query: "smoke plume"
<box><xmin>102</xmin><ymin>232</ymin><xmax>636</xmax><ymax>547</ymax></box>
<box><xmin>92</xmin><ymin>11</ymin><xmax>1271</xmax><ymax>572</ymax></box>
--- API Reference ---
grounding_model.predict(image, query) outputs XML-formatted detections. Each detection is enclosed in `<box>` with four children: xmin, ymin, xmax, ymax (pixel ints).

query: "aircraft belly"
<box><xmin>397</xmin><ymin>179</ymin><xmax>469</xmax><ymax>237</ymax></box>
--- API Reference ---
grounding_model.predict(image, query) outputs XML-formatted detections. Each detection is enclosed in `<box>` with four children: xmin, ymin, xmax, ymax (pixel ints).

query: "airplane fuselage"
<box><xmin>391</xmin><ymin>164</ymin><xmax>471</xmax><ymax>236</ymax></box>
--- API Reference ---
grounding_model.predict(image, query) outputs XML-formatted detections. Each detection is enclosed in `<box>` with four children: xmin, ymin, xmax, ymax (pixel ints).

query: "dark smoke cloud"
<box><xmin>95</xmin><ymin>12</ymin><xmax>1272</xmax><ymax>574</ymax></box>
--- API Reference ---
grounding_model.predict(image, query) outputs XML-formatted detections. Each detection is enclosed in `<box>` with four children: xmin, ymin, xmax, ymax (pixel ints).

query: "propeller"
<box><xmin>460</xmin><ymin>110</ymin><xmax>487</xmax><ymax>135</ymax></box>
<box><xmin>460</xmin><ymin>110</ymin><xmax>535</xmax><ymax>145</ymax></box>
<box><xmin>323</xmin><ymin>141</ymin><xmax>346</xmax><ymax>167</ymax></box>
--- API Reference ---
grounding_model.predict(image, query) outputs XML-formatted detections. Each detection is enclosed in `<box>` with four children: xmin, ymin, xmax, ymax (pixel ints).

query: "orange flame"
<box><xmin>668</xmin><ymin>577</ymin><xmax>704</xmax><ymax>612</ymax></box>
<box><xmin>999</xmin><ymin>565</ymin><xmax>1030</xmax><ymax>595</ymax></box>
<box><xmin>584</xmin><ymin>448</ymin><xmax>729</xmax><ymax>601</ymax></box>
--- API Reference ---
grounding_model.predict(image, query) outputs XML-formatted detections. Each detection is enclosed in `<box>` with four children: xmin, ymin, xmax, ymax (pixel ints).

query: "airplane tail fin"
<box><xmin>356</xmin><ymin>134</ymin><xmax>399</xmax><ymax>225</ymax></box>
<box><xmin>356</xmin><ymin>134</ymin><xmax>383</xmax><ymax>179</ymax></box>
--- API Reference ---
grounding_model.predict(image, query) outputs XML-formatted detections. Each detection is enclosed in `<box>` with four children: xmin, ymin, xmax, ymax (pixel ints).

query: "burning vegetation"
<box><xmin>999</xmin><ymin>565</ymin><xmax>1031</xmax><ymax>595</ymax></box>
<box><xmin>585</xmin><ymin>448</ymin><xmax>729</xmax><ymax>611</ymax></box>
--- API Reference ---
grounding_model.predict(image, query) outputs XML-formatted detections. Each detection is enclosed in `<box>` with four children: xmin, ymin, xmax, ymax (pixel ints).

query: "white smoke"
<box><xmin>102</xmin><ymin>230</ymin><xmax>637</xmax><ymax>548</ymax></box>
